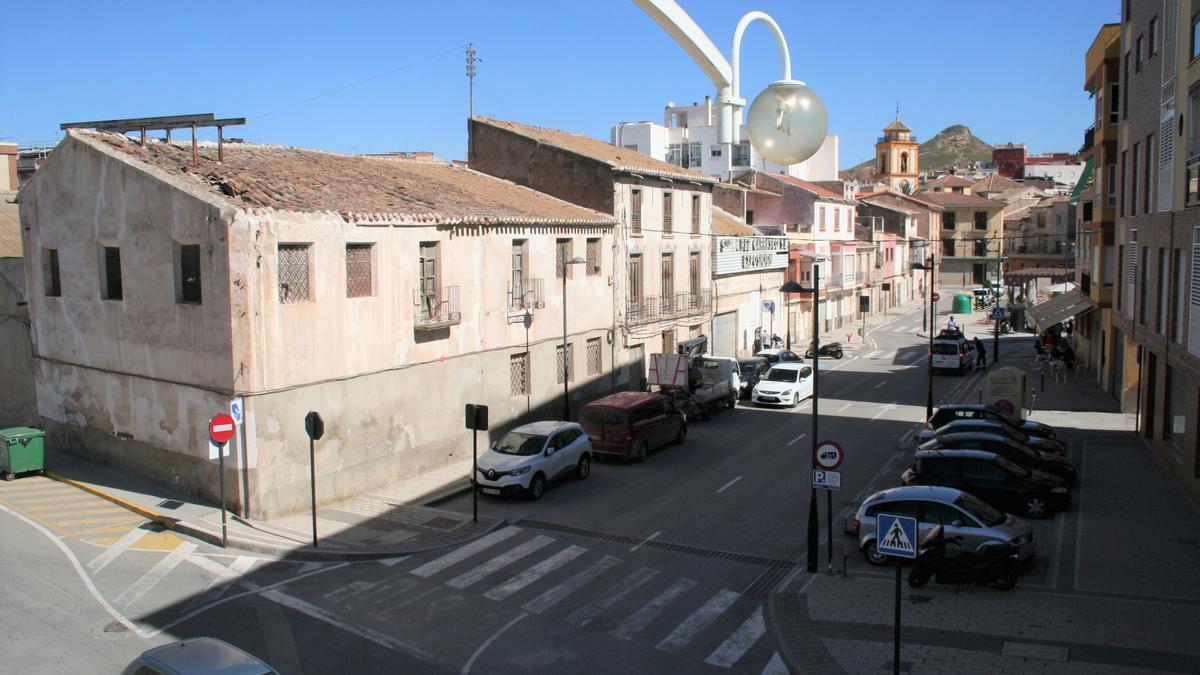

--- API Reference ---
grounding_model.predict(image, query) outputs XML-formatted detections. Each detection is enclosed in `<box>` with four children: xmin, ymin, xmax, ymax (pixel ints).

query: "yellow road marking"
<box><xmin>73</xmin><ymin>523</ymin><xmax>152</xmax><ymax>536</ymax></box>
<box><xmin>1</xmin><ymin>495</ymin><xmax>96</xmax><ymax>508</ymax></box>
<box><xmin>47</xmin><ymin>513</ymin><xmax>143</xmax><ymax>527</ymax></box>
<box><xmin>20</xmin><ymin>503</ymin><xmax>121</xmax><ymax>515</ymax></box>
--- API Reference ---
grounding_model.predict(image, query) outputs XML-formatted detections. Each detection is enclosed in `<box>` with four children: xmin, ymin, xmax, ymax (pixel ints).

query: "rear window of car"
<box><xmin>931</xmin><ymin>342</ymin><xmax>962</xmax><ymax>355</ymax></box>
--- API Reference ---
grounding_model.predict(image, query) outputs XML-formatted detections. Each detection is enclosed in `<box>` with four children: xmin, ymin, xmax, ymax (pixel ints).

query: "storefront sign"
<box><xmin>714</xmin><ymin>236</ymin><xmax>789</xmax><ymax>275</ymax></box>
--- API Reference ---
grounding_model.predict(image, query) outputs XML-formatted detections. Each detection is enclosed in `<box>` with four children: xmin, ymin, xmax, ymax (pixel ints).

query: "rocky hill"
<box><xmin>848</xmin><ymin>125</ymin><xmax>993</xmax><ymax>175</ymax></box>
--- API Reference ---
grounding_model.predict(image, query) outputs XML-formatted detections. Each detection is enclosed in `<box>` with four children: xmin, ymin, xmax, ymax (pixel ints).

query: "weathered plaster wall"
<box><xmin>0</xmin><ymin>260</ymin><xmax>36</xmax><ymax>427</ymax></box>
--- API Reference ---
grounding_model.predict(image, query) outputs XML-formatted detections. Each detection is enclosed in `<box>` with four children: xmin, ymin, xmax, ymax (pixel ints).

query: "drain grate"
<box><xmin>519</xmin><ymin>519</ymin><xmax>796</xmax><ymax>570</ymax></box>
<box><xmin>743</xmin><ymin>564</ymin><xmax>793</xmax><ymax>598</ymax></box>
<box><xmin>156</xmin><ymin>499</ymin><xmax>184</xmax><ymax>510</ymax></box>
<box><xmin>103</xmin><ymin>620</ymin><xmax>128</xmax><ymax>633</ymax></box>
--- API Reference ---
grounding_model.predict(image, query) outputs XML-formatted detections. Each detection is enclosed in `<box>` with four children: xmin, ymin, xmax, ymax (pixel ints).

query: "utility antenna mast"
<box><xmin>466</xmin><ymin>43</ymin><xmax>479</xmax><ymax>118</ymax></box>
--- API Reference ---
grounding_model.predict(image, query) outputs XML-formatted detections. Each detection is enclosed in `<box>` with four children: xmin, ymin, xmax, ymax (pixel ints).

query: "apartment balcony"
<box><xmin>855</xmin><ymin>271</ymin><xmax>865</xmax><ymax>285</ymax></box>
<box><xmin>1082</xmin><ymin>125</ymin><xmax>1095</xmax><ymax>153</ymax></box>
<box><xmin>673</xmin><ymin>289</ymin><xmax>712</xmax><ymax>317</ymax></box>
<box><xmin>870</xmin><ymin>269</ymin><xmax>883</xmax><ymax>284</ymax></box>
<box><xmin>414</xmin><ymin>286</ymin><xmax>462</xmax><ymax>330</ymax></box>
<box><xmin>626</xmin><ymin>289</ymin><xmax>713</xmax><ymax>326</ymax></box>
<box><xmin>825</xmin><ymin>273</ymin><xmax>845</xmax><ymax>287</ymax></box>
<box><xmin>627</xmin><ymin>296</ymin><xmax>660</xmax><ymax>325</ymax></box>
<box><xmin>509</xmin><ymin>278</ymin><xmax>545</xmax><ymax>312</ymax></box>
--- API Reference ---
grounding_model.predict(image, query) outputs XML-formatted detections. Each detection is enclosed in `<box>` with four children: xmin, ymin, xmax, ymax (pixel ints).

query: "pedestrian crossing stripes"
<box><xmin>565</xmin><ymin>566</ymin><xmax>659</xmax><ymax>629</ymax></box>
<box><xmin>613</xmin><ymin>577</ymin><xmax>697</xmax><ymax>640</ymax></box>
<box><xmin>656</xmin><ymin>589</ymin><xmax>741</xmax><ymax>653</ymax></box>
<box><xmin>89</xmin><ymin>525</ymin><xmax>151</xmax><ymax>573</ymax></box>
<box><xmin>483</xmin><ymin>545</ymin><xmax>586</xmax><ymax>601</ymax></box>
<box><xmin>445</xmin><ymin>535</ymin><xmax>553</xmax><ymax>589</ymax></box>
<box><xmin>409</xmin><ymin>526</ymin><xmax>521</xmax><ymax>578</ymax></box>
<box><xmin>114</xmin><ymin>541</ymin><xmax>198</xmax><ymax>609</ymax></box>
<box><xmin>704</xmin><ymin>609</ymin><xmax>767</xmax><ymax>668</ymax></box>
<box><xmin>522</xmin><ymin>555</ymin><xmax>621</xmax><ymax>615</ymax></box>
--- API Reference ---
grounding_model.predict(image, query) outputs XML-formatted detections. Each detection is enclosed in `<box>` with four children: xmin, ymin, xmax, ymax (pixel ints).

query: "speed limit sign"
<box><xmin>814</xmin><ymin>440</ymin><xmax>844</xmax><ymax>470</ymax></box>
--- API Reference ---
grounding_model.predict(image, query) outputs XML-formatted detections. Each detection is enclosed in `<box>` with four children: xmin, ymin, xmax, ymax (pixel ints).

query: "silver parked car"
<box><xmin>122</xmin><ymin>637</ymin><xmax>277</xmax><ymax>674</ymax></box>
<box><xmin>852</xmin><ymin>485</ymin><xmax>1035</xmax><ymax>566</ymax></box>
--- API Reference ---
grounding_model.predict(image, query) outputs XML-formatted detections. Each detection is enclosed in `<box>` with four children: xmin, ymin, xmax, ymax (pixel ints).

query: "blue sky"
<box><xmin>1</xmin><ymin>1</ymin><xmax>1118</xmax><ymax>169</ymax></box>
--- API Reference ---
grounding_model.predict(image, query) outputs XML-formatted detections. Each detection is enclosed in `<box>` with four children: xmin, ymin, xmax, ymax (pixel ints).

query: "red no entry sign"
<box><xmin>209</xmin><ymin>413</ymin><xmax>236</xmax><ymax>444</ymax></box>
<box><xmin>932</xmin><ymin>292</ymin><xmax>941</xmax><ymax>302</ymax></box>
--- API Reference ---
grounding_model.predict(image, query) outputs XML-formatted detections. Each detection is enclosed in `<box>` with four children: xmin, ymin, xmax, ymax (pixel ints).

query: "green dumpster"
<box><xmin>952</xmin><ymin>293</ymin><xmax>974</xmax><ymax>315</ymax></box>
<box><xmin>0</xmin><ymin>427</ymin><xmax>45</xmax><ymax>480</ymax></box>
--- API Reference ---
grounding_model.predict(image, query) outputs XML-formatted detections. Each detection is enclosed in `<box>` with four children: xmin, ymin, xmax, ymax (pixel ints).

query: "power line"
<box><xmin>255</xmin><ymin>44</ymin><xmax>467</xmax><ymax>120</ymax></box>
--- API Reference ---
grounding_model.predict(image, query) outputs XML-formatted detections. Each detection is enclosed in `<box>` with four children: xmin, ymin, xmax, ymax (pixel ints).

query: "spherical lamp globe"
<box><xmin>745</xmin><ymin>79</ymin><xmax>828</xmax><ymax>166</ymax></box>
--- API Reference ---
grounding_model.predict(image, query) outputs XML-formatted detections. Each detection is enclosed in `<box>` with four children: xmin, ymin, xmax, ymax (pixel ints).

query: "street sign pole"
<box><xmin>218</xmin><ymin>441</ymin><xmax>227</xmax><ymax>547</ymax></box>
<box><xmin>304</xmin><ymin>411</ymin><xmax>324</xmax><ymax>549</ymax></box>
<box><xmin>208</xmin><ymin>414</ymin><xmax>236</xmax><ymax>548</ymax></box>
<box><xmin>472</xmin><ymin>427</ymin><xmax>478</xmax><ymax>523</ymax></box>
<box><xmin>894</xmin><ymin>554</ymin><xmax>902</xmax><ymax>675</ymax></box>
<box><xmin>876</xmin><ymin>513</ymin><xmax>917</xmax><ymax>675</ymax></box>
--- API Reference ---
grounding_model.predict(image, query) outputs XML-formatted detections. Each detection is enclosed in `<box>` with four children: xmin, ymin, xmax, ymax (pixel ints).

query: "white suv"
<box><xmin>476</xmin><ymin>421</ymin><xmax>592</xmax><ymax>500</ymax></box>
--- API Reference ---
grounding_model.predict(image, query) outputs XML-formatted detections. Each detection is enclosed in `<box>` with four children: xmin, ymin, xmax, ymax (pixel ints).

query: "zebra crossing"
<box><xmin>319</xmin><ymin>525</ymin><xmax>782</xmax><ymax>671</ymax></box>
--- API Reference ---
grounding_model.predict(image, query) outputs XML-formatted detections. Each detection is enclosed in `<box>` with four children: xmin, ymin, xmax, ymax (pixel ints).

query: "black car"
<box><xmin>918</xmin><ymin>432</ymin><xmax>1077</xmax><ymax>485</ymax></box>
<box><xmin>918</xmin><ymin>419</ymin><xmax>1068</xmax><ymax>455</ymax></box>
<box><xmin>736</xmin><ymin>357</ymin><xmax>771</xmax><ymax>399</ymax></box>
<box><xmin>901</xmin><ymin>449</ymin><xmax>1070</xmax><ymax>519</ymax></box>
<box><xmin>928</xmin><ymin>404</ymin><xmax>1056</xmax><ymax>440</ymax></box>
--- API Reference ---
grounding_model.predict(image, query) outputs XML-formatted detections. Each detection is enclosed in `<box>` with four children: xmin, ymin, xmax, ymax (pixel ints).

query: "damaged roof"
<box><xmin>73</xmin><ymin>131</ymin><xmax>617</xmax><ymax>227</ymax></box>
<box><xmin>0</xmin><ymin>192</ymin><xmax>21</xmax><ymax>258</ymax></box>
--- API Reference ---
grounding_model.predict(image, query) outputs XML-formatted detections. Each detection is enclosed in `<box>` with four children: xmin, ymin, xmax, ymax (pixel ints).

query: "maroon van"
<box><xmin>580</xmin><ymin>392</ymin><xmax>687</xmax><ymax>462</ymax></box>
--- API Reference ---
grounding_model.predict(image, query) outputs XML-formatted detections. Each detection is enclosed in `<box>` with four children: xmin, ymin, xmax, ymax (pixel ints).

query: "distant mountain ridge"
<box><xmin>849</xmin><ymin>124</ymin><xmax>993</xmax><ymax>174</ymax></box>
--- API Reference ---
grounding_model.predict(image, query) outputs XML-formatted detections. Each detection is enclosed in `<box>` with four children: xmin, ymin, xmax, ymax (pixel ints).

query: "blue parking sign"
<box><xmin>876</xmin><ymin>513</ymin><xmax>918</xmax><ymax>559</ymax></box>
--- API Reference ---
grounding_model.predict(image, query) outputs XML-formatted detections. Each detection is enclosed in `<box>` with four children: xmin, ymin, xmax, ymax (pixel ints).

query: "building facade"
<box><xmin>913</xmin><ymin>189</ymin><xmax>1005</xmax><ymax>286</ymax></box>
<box><xmin>874</xmin><ymin>118</ymin><xmax>920</xmax><ymax>193</ymax></box>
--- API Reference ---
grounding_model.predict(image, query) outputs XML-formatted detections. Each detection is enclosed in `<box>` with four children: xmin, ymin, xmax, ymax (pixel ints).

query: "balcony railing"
<box><xmin>673</xmin><ymin>289</ymin><xmax>712</xmax><ymax>317</ymax></box>
<box><xmin>825</xmin><ymin>273</ymin><xmax>845</xmax><ymax>287</ymax></box>
<box><xmin>1083</xmin><ymin>125</ymin><xmax>1095</xmax><ymax>153</ymax></box>
<box><xmin>626</xmin><ymin>289</ymin><xmax>712</xmax><ymax>326</ymax></box>
<box><xmin>413</xmin><ymin>286</ymin><xmax>462</xmax><ymax>330</ymax></box>
<box><xmin>627</xmin><ymin>296</ymin><xmax>660</xmax><ymax>325</ymax></box>
<box><xmin>870</xmin><ymin>269</ymin><xmax>883</xmax><ymax>284</ymax></box>
<box><xmin>509</xmin><ymin>278</ymin><xmax>545</xmax><ymax>311</ymax></box>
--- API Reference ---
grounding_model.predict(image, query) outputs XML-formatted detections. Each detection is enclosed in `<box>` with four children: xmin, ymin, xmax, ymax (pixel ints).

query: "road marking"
<box><xmin>628</xmin><ymin>531</ymin><xmax>661</xmax><ymax>553</ymax></box>
<box><xmin>181</xmin><ymin>555</ymin><xmax>258</xmax><ymax>613</ymax></box>
<box><xmin>862</xmin><ymin>350</ymin><xmax>879</xmax><ymax>359</ymax></box>
<box><xmin>115</xmin><ymin>541</ymin><xmax>198</xmax><ymax>609</ymax></box>
<box><xmin>837</xmin><ymin>403</ymin><xmax>852</xmax><ymax>413</ymax></box>
<box><xmin>410</xmin><ymin>526</ymin><xmax>522</xmax><ymax>578</ymax></box>
<box><xmin>484</xmin><ymin>545</ymin><xmax>588</xmax><ymax>601</ymax></box>
<box><xmin>88</xmin><ymin>525</ymin><xmax>151</xmax><ymax>573</ymax></box>
<box><xmin>566</xmin><ymin>566</ymin><xmax>659</xmax><ymax>628</ymax></box>
<box><xmin>460</xmin><ymin>612</ymin><xmax>528</xmax><ymax>674</ymax></box>
<box><xmin>324</xmin><ymin>580</ymin><xmax>375</xmax><ymax>603</ymax></box>
<box><xmin>787</xmin><ymin>434</ymin><xmax>806</xmax><ymax>446</ymax></box>
<box><xmin>522</xmin><ymin>555</ymin><xmax>620</xmax><ymax>614</ymax></box>
<box><xmin>871</xmin><ymin>408</ymin><xmax>888</xmax><ymax>420</ymax></box>
<box><xmin>613</xmin><ymin>577</ymin><xmax>697</xmax><ymax>640</ymax></box>
<box><xmin>445</xmin><ymin>535</ymin><xmax>554</xmax><ymax>589</ymax></box>
<box><xmin>760</xmin><ymin>652</ymin><xmax>789</xmax><ymax>674</ymax></box>
<box><xmin>257</xmin><ymin>597</ymin><xmax>303</xmax><ymax>674</ymax></box>
<box><xmin>656</xmin><ymin>589</ymin><xmax>741</xmax><ymax>653</ymax></box>
<box><xmin>716</xmin><ymin>477</ymin><xmax>742</xmax><ymax>494</ymax></box>
<box><xmin>874</xmin><ymin>381</ymin><xmax>886</xmax><ymax>389</ymax></box>
<box><xmin>704</xmin><ymin>608</ymin><xmax>767</xmax><ymax>668</ymax></box>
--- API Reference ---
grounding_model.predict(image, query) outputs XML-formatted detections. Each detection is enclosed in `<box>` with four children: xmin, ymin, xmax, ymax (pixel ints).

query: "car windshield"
<box><xmin>954</xmin><ymin>493</ymin><xmax>1006</xmax><ymax>526</ymax></box>
<box><xmin>765</xmin><ymin>368</ymin><xmax>798</xmax><ymax>383</ymax></box>
<box><xmin>739</xmin><ymin>364</ymin><xmax>760</xmax><ymax>377</ymax></box>
<box><xmin>493</xmin><ymin>431</ymin><xmax>547</xmax><ymax>456</ymax></box>
<box><xmin>995</xmin><ymin>454</ymin><xmax>1030</xmax><ymax>476</ymax></box>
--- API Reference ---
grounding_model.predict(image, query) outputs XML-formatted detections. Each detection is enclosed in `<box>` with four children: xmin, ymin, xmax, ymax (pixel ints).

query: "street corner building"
<box><xmin>17</xmin><ymin>129</ymin><xmax>620</xmax><ymax>519</ymax></box>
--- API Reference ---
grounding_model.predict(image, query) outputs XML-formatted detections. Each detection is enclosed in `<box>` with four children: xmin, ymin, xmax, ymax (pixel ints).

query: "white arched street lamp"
<box><xmin>634</xmin><ymin>1</ymin><xmax>829</xmax><ymax>166</ymax></box>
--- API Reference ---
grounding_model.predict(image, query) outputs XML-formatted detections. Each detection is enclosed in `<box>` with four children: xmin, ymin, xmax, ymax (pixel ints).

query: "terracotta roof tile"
<box><xmin>927</xmin><ymin>175</ymin><xmax>974</xmax><ymax>187</ymax></box>
<box><xmin>911</xmin><ymin>191</ymin><xmax>1004</xmax><ymax>208</ymax></box>
<box><xmin>74</xmin><ymin>131</ymin><xmax>616</xmax><ymax>227</ymax></box>
<box><xmin>759</xmin><ymin>172</ymin><xmax>849</xmax><ymax>201</ymax></box>
<box><xmin>474</xmin><ymin>117</ymin><xmax>716</xmax><ymax>184</ymax></box>
<box><xmin>972</xmin><ymin>174</ymin><xmax>1020</xmax><ymax>193</ymax></box>
<box><xmin>711</xmin><ymin>206</ymin><xmax>758</xmax><ymax>236</ymax></box>
<box><xmin>855</xmin><ymin>189</ymin><xmax>946</xmax><ymax>212</ymax></box>
<box><xmin>884</xmin><ymin>119</ymin><xmax>911</xmax><ymax>132</ymax></box>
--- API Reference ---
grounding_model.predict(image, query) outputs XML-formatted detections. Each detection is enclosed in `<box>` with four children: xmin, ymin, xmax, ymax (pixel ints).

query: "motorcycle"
<box><xmin>804</xmin><ymin>342</ymin><xmax>844</xmax><ymax>360</ymax></box>
<box><xmin>907</xmin><ymin>525</ymin><xmax>1021</xmax><ymax>591</ymax></box>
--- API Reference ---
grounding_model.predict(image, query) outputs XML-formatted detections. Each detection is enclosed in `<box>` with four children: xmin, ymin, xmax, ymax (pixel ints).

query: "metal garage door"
<box><xmin>712</xmin><ymin>311</ymin><xmax>737</xmax><ymax>357</ymax></box>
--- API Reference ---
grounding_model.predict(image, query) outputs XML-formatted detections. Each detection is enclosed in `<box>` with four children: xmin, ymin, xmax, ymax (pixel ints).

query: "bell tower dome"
<box><xmin>875</xmin><ymin>115</ymin><xmax>920</xmax><ymax>192</ymax></box>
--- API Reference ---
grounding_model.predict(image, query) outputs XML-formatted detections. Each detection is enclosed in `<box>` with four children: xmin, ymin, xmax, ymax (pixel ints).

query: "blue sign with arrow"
<box><xmin>876</xmin><ymin>513</ymin><xmax>918</xmax><ymax>559</ymax></box>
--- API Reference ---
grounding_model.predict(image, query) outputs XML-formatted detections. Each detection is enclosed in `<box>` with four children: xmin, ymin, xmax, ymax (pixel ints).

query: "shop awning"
<box><xmin>1026</xmin><ymin>289</ymin><xmax>1093</xmax><ymax>332</ymax></box>
<box><xmin>1069</xmin><ymin>157</ymin><xmax>1094</xmax><ymax>203</ymax></box>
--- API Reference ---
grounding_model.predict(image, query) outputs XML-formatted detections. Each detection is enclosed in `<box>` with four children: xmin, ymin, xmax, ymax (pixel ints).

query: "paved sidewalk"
<box><xmin>41</xmin><ymin>447</ymin><xmax>502</xmax><ymax>561</ymax></box>
<box><xmin>768</xmin><ymin>333</ymin><xmax>1200</xmax><ymax>673</ymax></box>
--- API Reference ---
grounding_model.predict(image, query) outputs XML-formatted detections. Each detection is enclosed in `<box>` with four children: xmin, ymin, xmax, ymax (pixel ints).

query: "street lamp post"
<box><xmin>562</xmin><ymin>256</ymin><xmax>586</xmax><ymax>420</ymax></box>
<box><xmin>782</xmin><ymin>272</ymin><xmax>819</xmax><ymax>574</ymax></box>
<box><xmin>912</xmin><ymin>258</ymin><xmax>936</xmax><ymax>421</ymax></box>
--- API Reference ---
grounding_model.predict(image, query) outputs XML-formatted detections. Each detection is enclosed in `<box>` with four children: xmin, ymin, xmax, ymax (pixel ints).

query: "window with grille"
<box><xmin>688</xmin><ymin>142</ymin><xmax>702</xmax><ymax>168</ymax></box>
<box><xmin>661</xmin><ymin>253</ymin><xmax>674</xmax><ymax>300</ymax></box>
<box><xmin>663</xmin><ymin>192</ymin><xmax>673</xmax><ymax>234</ymax></box>
<box><xmin>690</xmin><ymin>252</ymin><xmax>700</xmax><ymax>296</ymax></box>
<box><xmin>587</xmin><ymin>337</ymin><xmax>602</xmax><ymax>375</ymax></box>
<box><xmin>691</xmin><ymin>195</ymin><xmax>700</xmax><ymax>234</ymax></box>
<box><xmin>662</xmin><ymin>329</ymin><xmax>675</xmax><ymax>354</ymax></box>
<box><xmin>556</xmin><ymin>239</ymin><xmax>572</xmax><ymax>278</ymax></box>
<box><xmin>628</xmin><ymin>254</ymin><xmax>643</xmax><ymax>305</ymax></box>
<box><xmin>101</xmin><ymin>246</ymin><xmax>123</xmax><ymax>301</ymax></box>
<box><xmin>556</xmin><ymin>343</ymin><xmax>574</xmax><ymax>383</ymax></box>
<box><xmin>511</xmin><ymin>239</ymin><xmax>527</xmax><ymax>309</ymax></box>
<box><xmin>346</xmin><ymin>243</ymin><xmax>373</xmax><ymax>297</ymax></box>
<box><xmin>733</xmin><ymin>143</ymin><xmax>751</xmax><ymax>166</ymax></box>
<box><xmin>278</xmin><ymin>243</ymin><xmax>311</xmax><ymax>303</ymax></box>
<box><xmin>419</xmin><ymin>242</ymin><xmax>439</xmax><ymax>316</ymax></box>
<box><xmin>510</xmin><ymin>352</ymin><xmax>530</xmax><ymax>396</ymax></box>
<box><xmin>631</xmin><ymin>190</ymin><xmax>642</xmax><ymax>233</ymax></box>
<box><xmin>43</xmin><ymin>248</ymin><xmax>60</xmax><ymax>297</ymax></box>
<box><xmin>175</xmin><ymin>243</ymin><xmax>201</xmax><ymax>304</ymax></box>
<box><xmin>586</xmin><ymin>238</ymin><xmax>600</xmax><ymax>275</ymax></box>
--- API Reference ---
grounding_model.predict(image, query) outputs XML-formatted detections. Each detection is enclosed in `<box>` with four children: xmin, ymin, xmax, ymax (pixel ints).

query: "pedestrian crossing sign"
<box><xmin>876</xmin><ymin>514</ymin><xmax>918</xmax><ymax>559</ymax></box>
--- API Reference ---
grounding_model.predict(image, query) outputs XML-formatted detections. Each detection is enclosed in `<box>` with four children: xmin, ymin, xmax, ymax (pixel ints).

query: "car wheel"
<box><xmin>727</xmin><ymin>393</ymin><xmax>736</xmax><ymax>409</ymax></box>
<box><xmin>673</xmin><ymin>423</ymin><xmax>687</xmax><ymax>445</ymax></box>
<box><xmin>992</xmin><ymin>563</ymin><xmax>1019</xmax><ymax>591</ymax></box>
<box><xmin>1023</xmin><ymin>495</ymin><xmax>1049</xmax><ymax>519</ymax></box>
<box><xmin>864</xmin><ymin>541</ymin><xmax>889</xmax><ymax>566</ymax></box>
<box><xmin>790</xmin><ymin>393</ymin><xmax>799</xmax><ymax>408</ymax></box>
<box><xmin>635</xmin><ymin>441</ymin><xmax>649</xmax><ymax>463</ymax></box>
<box><xmin>528</xmin><ymin>473</ymin><xmax>546</xmax><ymax>500</ymax></box>
<box><xmin>907</xmin><ymin>565</ymin><xmax>932</xmax><ymax>588</ymax></box>
<box><xmin>576</xmin><ymin>455</ymin><xmax>591</xmax><ymax>480</ymax></box>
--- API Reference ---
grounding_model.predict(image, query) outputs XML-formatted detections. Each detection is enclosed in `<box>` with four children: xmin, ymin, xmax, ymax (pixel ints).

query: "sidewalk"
<box><xmin>42</xmin><ymin>448</ymin><xmax>502</xmax><ymax>561</ymax></box>
<box><xmin>768</xmin><ymin>334</ymin><xmax>1200</xmax><ymax>673</ymax></box>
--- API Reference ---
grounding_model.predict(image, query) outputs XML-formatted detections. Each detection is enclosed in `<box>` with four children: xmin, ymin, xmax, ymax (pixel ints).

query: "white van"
<box><xmin>931</xmin><ymin>335</ymin><xmax>974</xmax><ymax>374</ymax></box>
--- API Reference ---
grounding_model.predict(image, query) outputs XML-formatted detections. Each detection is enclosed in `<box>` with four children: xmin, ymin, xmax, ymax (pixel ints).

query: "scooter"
<box><xmin>804</xmin><ymin>342</ymin><xmax>844</xmax><ymax>360</ymax></box>
<box><xmin>907</xmin><ymin>525</ymin><xmax>1021</xmax><ymax>591</ymax></box>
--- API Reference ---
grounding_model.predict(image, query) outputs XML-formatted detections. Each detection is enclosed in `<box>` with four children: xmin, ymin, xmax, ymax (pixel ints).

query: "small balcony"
<box><xmin>509</xmin><ymin>278</ymin><xmax>545</xmax><ymax>312</ymax></box>
<box><xmin>414</xmin><ymin>286</ymin><xmax>462</xmax><ymax>330</ymax></box>
<box><xmin>1082</xmin><ymin>125</ymin><xmax>1095</xmax><ymax>153</ymax></box>
<box><xmin>825</xmin><ymin>273</ymin><xmax>845</xmax><ymax>287</ymax></box>
<box><xmin>855</xmin><ymin>271</ymin><xmax>865</xmax><ymax>285</ymax></box>
<box><xmin>673</xmin><ymin>289</ymin><xmax>712</xmax><ymax>317</ymax></box>
<box><xmin>627</xmin><ymin>296</ymin><xmax>660</xmax><ymax>325</ymax></box>
<box><xmin>870</xmin><ymin>269</ymin><xmax>883</xmax><ymax>284</ymax></box>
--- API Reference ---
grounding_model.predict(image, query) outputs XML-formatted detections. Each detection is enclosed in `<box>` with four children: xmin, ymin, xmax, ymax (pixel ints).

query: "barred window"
<box><xmin>691</xmin><ymin>195</ymin><xmax>700</xmax><ymax>234</ymax></box>
<box><xmin>43</xmin><ymin>248</ymin><xmax>60</xmax><ymax>297</ymax></box>
<box><xmin>175</xmin><ymin>243</ymin><xmax>202</xmax><ymax>304</ymax></box>
<box><xmin>586</xmin><ymin>238</ymin><xmax>601</xmax><ymax>276</ymax></box>
<box><xmin>663</xmin><ymin>191</ymin><xmax>673</xmax><ymax>234</ymax></box>
<box><xmin>101</xmin><ymin>246</ymin><xmax>122</xmax><ymax>301</ymax></box>
<box><xmin>557</xmin><ymin>343</ymin><xmax>575</xmax><ymax>383</ymax></box>
<box><xmin>278</xmin><ymin>243</ymin><xmax>311</xmax><ymax>303</ymax></box>
<box><xmin>555</xmin><ymin>239</ymin><xmax>572</xmax><ymax>279</ymax></box>
<box><xmin>346</xmin><ymin>243</ymin><xmax>374</xmax><ymax>297</ymax></box>
<box><xmin>510</xmin><ymin>352</ymin><xmax>530</xmax><ymax>396</ymax></box>
<box><xmin>662</xmin><ymin>329</ymin><xmax>676</xmax><ymax>354</ymax></box>
<box><xmin>587</xmin><ymin>337</ymin><xmax>602</xmax><ymax>375</ymax></box>
<box><xmin>631</xmin><ymin>189</ymin><xmax>642</xmax><ymax>234</ymax></box>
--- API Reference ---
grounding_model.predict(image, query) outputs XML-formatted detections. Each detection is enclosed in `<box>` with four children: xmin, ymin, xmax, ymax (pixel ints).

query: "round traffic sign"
<box><xmin>814</xmin><ymin>440</ymin><xmax>844</xmax><ymax>470</ymax></box>
<box><xmin>932</xmin><ymin>292</ymin><xmax>941</xmax><ymax>302</ymax></box>
<box><xmin>209</xmin><ymin>413</ymin><xmax>236</xmax><ymax>445</ymax></box>
<box><xmin>994</xmin><ymin>399</ymin><xmax>1015</xmax><ymax>414</ymax></box>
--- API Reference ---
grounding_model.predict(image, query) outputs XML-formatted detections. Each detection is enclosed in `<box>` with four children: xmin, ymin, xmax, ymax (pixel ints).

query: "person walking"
<box><xmin>973</xmin><ymin>336</ymin><xmax>987</xmax><ymax>369</ymax></box>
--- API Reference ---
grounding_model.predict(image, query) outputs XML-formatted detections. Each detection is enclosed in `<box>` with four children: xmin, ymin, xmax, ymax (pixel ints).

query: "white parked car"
<box><xmin>752</xmin><ymin>362</ymin><xmax>814</xmax><ymax>407</ymax></box>
<box><xmin>476</xmin><ymin>421</ymin><xmax>591</xmax><ymax>500</ymax></box>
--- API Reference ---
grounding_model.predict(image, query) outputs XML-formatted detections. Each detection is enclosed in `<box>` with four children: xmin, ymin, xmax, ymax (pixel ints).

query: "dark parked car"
<box><xmin>917</xmin><ymin>418</ymin><xmax>1067</xmax><ymax>455</ymax></box>
<box><xmin>927</xmin><ymin>404</ymin><xmax>1056</xmax><ymax>440</ymax></box>
<box><xmin>901</xmin><ymin>449</ymin><xmax>1071</xmax><ymax>518</ymax></box>
<box><xmin>737</xmin><ymin>357</ymin><xmax>771</xmax><ymax>399</ymax></box>
<box><xmin>580</xmin><ymin>392</ymin><xmax>686</xmax><ymax>462</ymax></box>
<box><xmin>918</xmin><ymin>432</ymin><xmax>1077</xmax><ymax>485</ymax></box>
